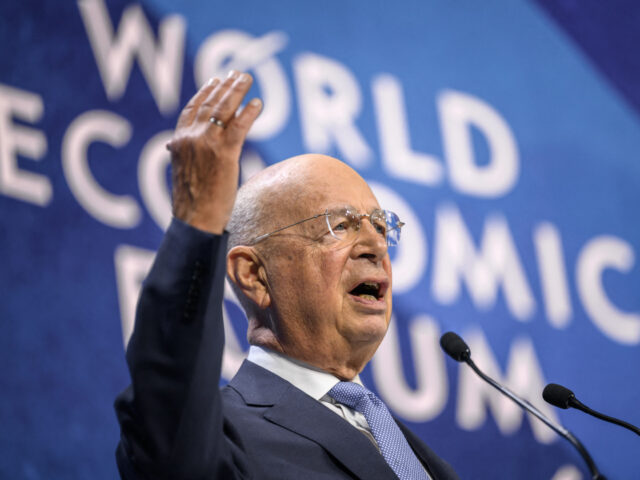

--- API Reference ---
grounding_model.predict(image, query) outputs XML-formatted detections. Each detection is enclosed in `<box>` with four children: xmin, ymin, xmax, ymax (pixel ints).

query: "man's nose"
<box><xmin>352</xmin><ymin>219</ymin><xmax>388</xmax><ymax>261</ymax></box>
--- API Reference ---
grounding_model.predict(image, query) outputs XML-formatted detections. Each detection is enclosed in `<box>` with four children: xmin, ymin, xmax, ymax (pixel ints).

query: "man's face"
<box><xmin>261</xmin><ymin>161</ymin><xmax>393</xmax><ymax>371</ymax></box>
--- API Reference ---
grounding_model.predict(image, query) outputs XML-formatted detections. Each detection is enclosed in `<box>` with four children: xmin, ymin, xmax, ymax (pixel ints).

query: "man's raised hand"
<box><xmin>167</xmin><ymin>71</ymin><xmax>262</xmax><ymax>234</ymax></box>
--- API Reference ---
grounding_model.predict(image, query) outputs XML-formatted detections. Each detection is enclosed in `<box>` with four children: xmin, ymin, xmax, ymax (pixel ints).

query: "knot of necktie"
<box><xmin>329</xmin><ymin>381</ymin><xmax>376</xmax><ymax>411</ymax></box>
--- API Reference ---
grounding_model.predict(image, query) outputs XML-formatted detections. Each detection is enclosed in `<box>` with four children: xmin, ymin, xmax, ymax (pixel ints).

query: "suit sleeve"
<box><xmin>114</xmin><ymin>218</ymin><xmax>249</xmax><ymax>480</ymax></box>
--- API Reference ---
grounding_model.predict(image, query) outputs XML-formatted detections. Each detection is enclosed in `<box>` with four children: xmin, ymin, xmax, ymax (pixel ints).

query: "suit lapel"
<box><xmin>396</xmin><ymin>420</ymin><xmax>457</xmax><ymax>480</ymax></box>
<box><xmin>229</xmin><ymin>361</ymin><xmax>399</xmax><ymax>480</ymax></box>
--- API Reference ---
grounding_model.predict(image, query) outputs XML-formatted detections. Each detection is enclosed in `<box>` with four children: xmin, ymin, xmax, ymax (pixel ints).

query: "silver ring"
<box><xmin>209</xmin><ymin>116</ymin><xmax>226</xmax><ymax>128</ymax></box>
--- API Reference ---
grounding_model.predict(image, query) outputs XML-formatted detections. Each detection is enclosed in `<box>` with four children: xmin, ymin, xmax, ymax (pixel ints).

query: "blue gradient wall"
<box><xmin>1</xmin><ymin>1</ymin><xmax>639</xmax><ymax>478</ymax></box>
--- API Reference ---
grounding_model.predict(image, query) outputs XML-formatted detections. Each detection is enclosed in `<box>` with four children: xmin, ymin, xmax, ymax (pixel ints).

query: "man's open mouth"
<box><xmin>348</xmin><ymin>281</ymin><xmax>387</xmax><ymax>301</ymax></box>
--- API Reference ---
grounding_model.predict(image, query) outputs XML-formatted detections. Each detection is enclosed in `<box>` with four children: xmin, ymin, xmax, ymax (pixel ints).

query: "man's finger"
<box><xmin>176</xmin><ymin>77</ymin><xmax>221</xmax><ymax>128</ymax></box>
<box><xmin>224</xmin><ymin>97</ymin><xmax>263</xmax><ymax>147</ymax></box>
<box><xmin>195</xmin><ymin>71</ymin><xmax>243</xmax><ymax>123</ymax></box>
<box><xmin>198</xmin><ymin>72</ymin><xmax>254</xmax><ymax>124</ymax></box>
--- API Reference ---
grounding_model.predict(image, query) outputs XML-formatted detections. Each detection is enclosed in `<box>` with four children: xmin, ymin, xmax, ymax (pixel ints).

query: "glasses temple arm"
<box><xmin>251</xmin><ymin>212</ymin><xmax>326</xmax><ymax>244</ymax></box>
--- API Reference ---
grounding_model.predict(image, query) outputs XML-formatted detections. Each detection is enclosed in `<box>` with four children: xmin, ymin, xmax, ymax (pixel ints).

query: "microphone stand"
<box><xmin>567</xmin><ymin>396</ymin><xmax>640</xmax><ymax>437</ymax></box>
<box><xmin>464</xmin><ymin>356</ymin><xmax>606</xmax><ymax>480</ymax></box>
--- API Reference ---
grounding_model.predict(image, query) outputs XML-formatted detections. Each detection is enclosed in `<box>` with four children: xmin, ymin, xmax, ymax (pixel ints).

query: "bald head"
<box><xmin>226</xmin><ymin>154</ymin><xmax>375</xmax><ymax>252</ymax></box>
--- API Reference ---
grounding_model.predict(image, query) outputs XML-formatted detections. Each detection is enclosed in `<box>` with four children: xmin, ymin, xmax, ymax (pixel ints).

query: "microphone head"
<box><xmin>543</xmin><ymin>383</ymin><xmax>576</xmax><ymax>409</ymax></box>
<box><xmin>440</xmin><ymin>332</ymin><xmax>471</xmax><ymax>362</ymax></box>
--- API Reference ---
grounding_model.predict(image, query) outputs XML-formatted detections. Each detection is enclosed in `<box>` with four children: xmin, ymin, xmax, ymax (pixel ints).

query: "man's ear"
<box><xmin>227</xmin><ymin>246</ymin><xmax>271</xmax><ymax>309</ymax></box>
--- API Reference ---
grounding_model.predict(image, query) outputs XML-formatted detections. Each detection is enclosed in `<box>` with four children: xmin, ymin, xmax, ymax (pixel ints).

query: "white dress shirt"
<box><xmin>246</xmin><ymin>345</ymin><xmax>379</xmax><ymax>448</ymax></box>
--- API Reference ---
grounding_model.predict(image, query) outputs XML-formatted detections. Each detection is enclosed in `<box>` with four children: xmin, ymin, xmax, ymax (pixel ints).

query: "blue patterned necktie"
<box><xmin>329</xmin><ymin>382</ymin><xmax>431</xmax><ymax>480</ymax></box>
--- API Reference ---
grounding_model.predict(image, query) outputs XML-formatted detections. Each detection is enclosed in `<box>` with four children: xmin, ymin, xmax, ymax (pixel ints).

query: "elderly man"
<box><xmin>115</xmin><ymin>71</ymin><xmax>459</xmax><ymax>480</ymax></box>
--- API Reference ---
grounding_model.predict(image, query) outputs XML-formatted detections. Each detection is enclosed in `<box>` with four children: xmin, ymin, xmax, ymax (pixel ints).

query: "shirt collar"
<box><xmin>247</xmin><ymin>345</ymin><xmax>363</xmax><ymax>400</ymax></box>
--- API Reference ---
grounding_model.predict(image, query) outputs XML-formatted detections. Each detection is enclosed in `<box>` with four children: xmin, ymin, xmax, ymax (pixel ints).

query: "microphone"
<box><xmin>440</xmin><ymin>332</ymin><xmax>606</xmax><ymax>480</ymax></box>
<box><xmin>544</xmin><ymin>383</ymin><xmax>640</xmax><ymax>436</ymax></box>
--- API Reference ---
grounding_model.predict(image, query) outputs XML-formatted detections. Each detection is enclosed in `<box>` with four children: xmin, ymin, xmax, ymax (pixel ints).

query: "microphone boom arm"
<box><xmin>569</xmin><ymin>397</ymin><xmax>640</xmax><ymax>437</ymax></box>
<box><xmin>464</xmin><ymin>356</ymin><xmax>606</xmax><ymax>480</ymax></box>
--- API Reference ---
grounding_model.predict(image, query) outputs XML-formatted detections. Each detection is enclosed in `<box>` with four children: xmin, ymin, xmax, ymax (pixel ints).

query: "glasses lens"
<box><xmin>326</xmin><ymin>208</ymin><xmax>403</xmax><ymax>247</ymax></box>
<box><xmin>384</xmin><ymin>210</ymin><xmax>402</xmax><ymax>246</ymax></box>
<box><xmin>369</xmin><ymin>210</ymin><xmax>388</xmax><ymax>238</ymax></box>
<box><xmin>326</xmin><ymin>208</ymin><xmax>359</xmax><ymax>241</ymax></box>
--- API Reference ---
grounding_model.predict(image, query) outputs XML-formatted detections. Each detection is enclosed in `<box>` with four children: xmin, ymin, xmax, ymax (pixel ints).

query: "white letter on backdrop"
<box><xmin>534</xmin><ymin>222</ymin><xmax>572</xmax><ymax>329</ymax></box>
<box><xmin>457</xmin><ymin>330</ymin><xmax>558</xmax><ymax>443</ymax></box>
<box><xmin>438</xmin><ymin>90</ymin><xmax>519</xmax><ymax>197</ymax></box>
<box><xmin>294</xmin><ymin>53</ymin><xmax>372</xmax><ymax>168</ymax></box>
<box><xmin>138</xmin><ymin>130</ymin><xmax>173</xmax><ymax>231</ymax></box>
<box><xmin>372</xmin><ymin>315</ymin><xmax>447</xmax><ymax>422</ymax></box>
<box><xmin>576</xmin><ymin>235</ymin><xmax>640</xmax><ymax>345</ymax></box>
<box><xmin>372</xmin><ymin>74</ymin><xmax>443</xmax><ymax>185</ymax></box>
<box><xmin>78</xmin><ymin>0</ymin><xmax>185</xmax><ymax>114</ymax></box>
<box><xmin>114</xmin><ymin>244</ymin><xmax>155</xmax><ymax>347</ymax></box>
<box><xmin>62</xmin><ymin>110</ymin><xmax>141</xmax><ymax>228</ymax></box>
<box><xmin>0</xmin><ymin>84</ymin><xmax>51</xmax><ymax>206</ymax></box>
<box><xmin>432</xmin><ymin>204</ymin><xmax>535</xmax><ymax>321</ymax></box>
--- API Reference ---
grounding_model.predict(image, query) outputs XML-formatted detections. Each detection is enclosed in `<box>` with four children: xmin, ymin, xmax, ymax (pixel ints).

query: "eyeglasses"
<box><xmin>250</xmin><ymin>206</ymin><xmax>405</xmax><ymax>247</ymax></box>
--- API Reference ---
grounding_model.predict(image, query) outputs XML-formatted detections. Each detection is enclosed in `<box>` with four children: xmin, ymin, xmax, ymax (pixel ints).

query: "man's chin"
<box><xmin>343</xmin><ymin>313</ymin><xmax>389</xmax><ymax>346</ymax></box>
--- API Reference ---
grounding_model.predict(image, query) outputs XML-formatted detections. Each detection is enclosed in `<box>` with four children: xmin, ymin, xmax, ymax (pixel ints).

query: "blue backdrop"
<box><xmin>2</xmin><ymin>1</ymin><xmax>639</xmax><ymax>478</ymax></box>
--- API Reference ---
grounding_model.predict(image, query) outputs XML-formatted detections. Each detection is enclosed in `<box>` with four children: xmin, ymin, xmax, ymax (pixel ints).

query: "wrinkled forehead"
<box><xmin>243</xmin><ymin>155</ymin><xmax>380</xmax><ymax>231</ymax></box>
<box><xmin>276</xmin><ymin>165</ymin><xmax>379</xmax><ymax>220</ymax></box>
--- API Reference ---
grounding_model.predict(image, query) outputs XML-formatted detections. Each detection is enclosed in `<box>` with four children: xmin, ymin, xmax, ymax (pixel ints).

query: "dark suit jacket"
<box><xmin>115</xmin><ymin>219</ymin><xmax>459</xmax><ymax>480</ymax></box>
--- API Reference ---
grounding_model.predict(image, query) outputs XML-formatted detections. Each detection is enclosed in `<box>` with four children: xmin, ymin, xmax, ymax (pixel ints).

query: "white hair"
<box><xmin>225</xmin><ymin>180</ymin><xmax>272</xmax><ymax>321</ymax></box>
<box><xmin>226</xmin><ymin>183</ymin><xmax>265</xmax><ymax>253</ymax></box>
